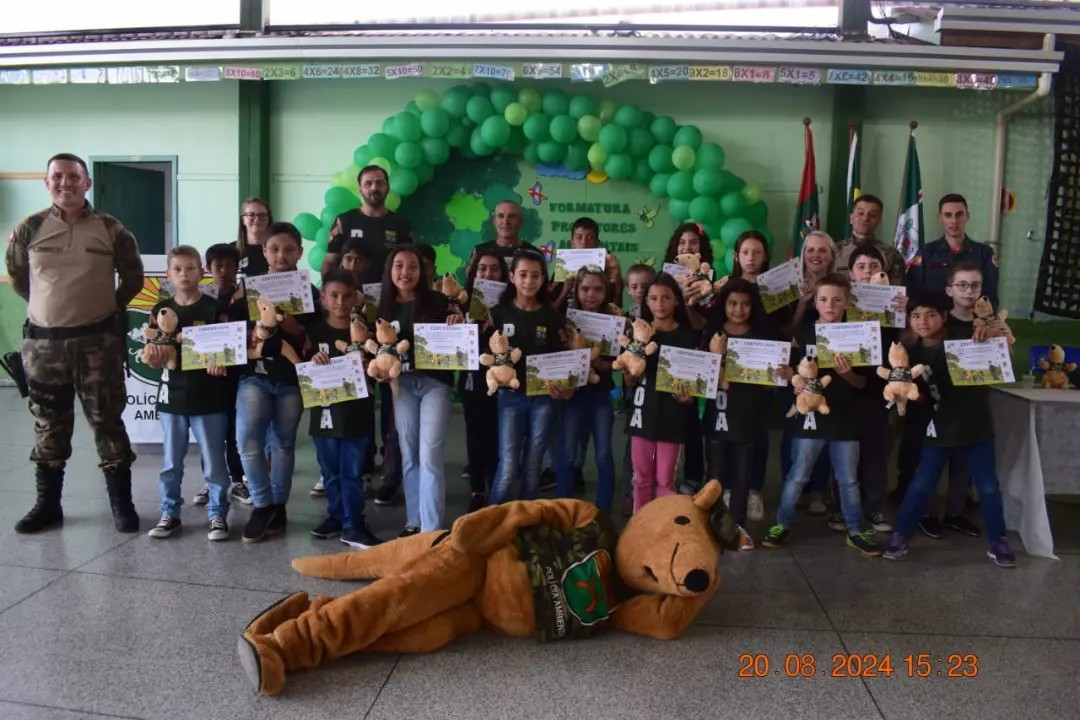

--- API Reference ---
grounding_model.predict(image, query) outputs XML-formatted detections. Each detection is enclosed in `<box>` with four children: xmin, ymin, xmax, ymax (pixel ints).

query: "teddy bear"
<box><xmin>236</xmin><ymin>480</ymin><xmax>740</xmax><ymax>696</ymax></box>
<box><xmin>869</xmin><ymin>271</ymin><xmax>890</xmax><ymax>285</ymax></box>
<box><xmin>785</xmin><ymin>356</ymin><xmax>832</xmax><ymax>417</ymax></box>
<box><xmin>140</xmin><ymin>306</ymin><xmax>182</xmax><ymax>371</ymax></box>
<box><xmin>249</xmin><ymin>298</ymin><xmax>301</xmax><ymax>365</ymax></box>
<box><xmin>334</xmin><ymin>306</ymin><xmax>370</xmax><ymax>355</ymax></box>
<box><xmin>1039</xmin><ymin>344</ymin><xmax>1076</xmax><ymax>389</ymax></box>
<box><xmin>973</xmin><ymin>296</ymin><xmax>1015</xmax><ymax>345</ymax></box>
<box><xmin>363</xmin><ymin>319</ymin><xmax>410</xmax><ymax>396</ymax></box>
<box><xmin>566</xmin><ymin>326</ymin><xmax>601</xmax><ymax>385</ymax></box>
<box><xmin>876</xmin><ymin>341</ymin><xmax>925</xmax><ymax>415</ymax></box>
<box><xmin>672</xmin><ymin>252</ymin><xmax>717</xmax><ymax>304</ymax></box>
<box><xmin>612</xmin><ymin>317</ymin><xmax>659</xmax><ymax>378</ymax></box>
<box><xmin>435</xmin><ymin>272</ymin><xmax>468</xmax><ymax>312</ymax></box>
<box><xmin>478</xmin><ymin>330</ymin><xmax>523</xmax><ymax>395</ymax></box>
<box><xmin>709</xmin><ymin>331</ymin><xmax>730</xmax><ymax>391</ymax></box>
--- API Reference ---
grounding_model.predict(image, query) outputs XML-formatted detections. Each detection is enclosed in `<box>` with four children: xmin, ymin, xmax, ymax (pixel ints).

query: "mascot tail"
<box><xmin>291</xmin><ymin>531</ymin><xmax>446</xmax><ymax>580</ymax></box>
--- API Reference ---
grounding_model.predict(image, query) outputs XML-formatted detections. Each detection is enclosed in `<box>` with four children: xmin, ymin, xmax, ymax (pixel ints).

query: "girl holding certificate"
<box><xmin>376</xmin><ymin>246</ymin><xmax>463</xmax><ymax>537</ymax></box>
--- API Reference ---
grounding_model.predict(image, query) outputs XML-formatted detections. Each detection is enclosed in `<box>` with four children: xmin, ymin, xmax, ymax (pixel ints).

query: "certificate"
<box><xmin>848</xmin><ymin>283</ymin><xmax>907</xmax><ymax>328</ymax></box>
<box><xmin>552</xmin><ymin>248</ymin><xmax>607</xmax><ymax>282</ymax></box>
<box><xmin>815</xmin><ymin>321</ymin><xmax>883</xmax><ymax>368</ymax></box>
<box><xmin>244</xmin><ymin>270</ymin><xmax>315</xmax><ymax>317</ymax></box>
<box><xmin>179</xmin><ymin>321</ymin><xmax>248</xmax><ymax>370</ymax></box>
<box><xmin>757</xmin><ymin>259</ymin><xmax>803</xmax><ymax>314</ymax></box>
<box><xmin>468</xmin><ymin>278</ymin><xmax>506</xmax><ymax>322</ymax></box>
<box><xmin>656</xmin><ymin>346</ymin><xmax>723</xmax><ymax>399</ymax></box>
<box><xmin>296</xmin><ymin>354</ymin><xmax>369</xmax><ymax>409</ymax></box>
<box><xmin>566</xmin><ymin>308</ymin><xmax>626</xmax><ymax>357</ymax></box>
<box><xmin>944</xmin><ymin>337</ymin><xmax>1015</xmax><ymax>386</ymax></box>
<box><xmin>361</xmin><ymin>283</ymin><xmax>381</xmax><ymax>324</ymax></box>
<box><xmin>413</xmin><ymin>323</ymin><xmax>480</xmax><ymax>371</ymax></box>
<box><xmin>525</xmin><ymin>348</ymin><xmax>592</xmax><ymax>396</ymax></box>
<box><xmin>724</xmin><ymin>338</ymin><xmax>792</xmax><ymax>387</ymax></box>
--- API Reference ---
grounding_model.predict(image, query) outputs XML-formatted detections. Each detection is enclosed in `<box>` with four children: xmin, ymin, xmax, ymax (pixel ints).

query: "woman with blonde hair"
<box><xmin>236</xmin><ymin>197</ymin><xmax>274</xmax><ymax>277</ymax></box>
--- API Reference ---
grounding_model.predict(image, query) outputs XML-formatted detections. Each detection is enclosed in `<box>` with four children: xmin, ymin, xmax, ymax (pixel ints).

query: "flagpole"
<box><xmin>843</xmin><ymin>121</ymin><xmax>857</xmax><ymax>239</ymax></box>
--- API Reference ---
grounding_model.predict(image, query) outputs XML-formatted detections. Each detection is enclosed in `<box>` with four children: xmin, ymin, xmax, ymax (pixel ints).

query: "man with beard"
<box><xmin>321</xmin><ymin>165</ymin><xmax>415</xmax><ymax>282</ymax></box>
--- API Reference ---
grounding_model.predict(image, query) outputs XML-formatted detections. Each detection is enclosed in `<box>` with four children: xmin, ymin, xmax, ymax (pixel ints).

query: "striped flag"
<box><xmin>894</xmin><ymin>127</ymin><xmax>924</xmax><ymax>266</ymax></box>
<box><xmin>790</xmin><ymin>120</ymin><xmax>820</xmax><ymax>258</ymax></box>
<box><xmin>843</xmin><ymin>124</ymin><xmax>862</xmax><ymax>239</ymax></box>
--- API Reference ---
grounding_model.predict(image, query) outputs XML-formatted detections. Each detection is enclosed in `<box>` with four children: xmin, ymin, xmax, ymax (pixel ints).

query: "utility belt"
<box><xmin>23</xmin><ymin>315</ymin><xmax>118</xmax><ymax>341</ymax></box>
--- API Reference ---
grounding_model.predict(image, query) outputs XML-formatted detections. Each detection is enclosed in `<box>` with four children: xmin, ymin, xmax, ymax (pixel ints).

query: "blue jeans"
<box><xmin>781</xmin><ymin>430</ymin><xmax>832</xmax><ymax>495</ymax></box>
<box><xmin>490</xmin><ymin>391</ymin><xmax>555</xmax><ymax>504</ymax></box>
<box><xmin>313</xmin><ymin>436</ymin><xmax>369</xmax><ymax>530</ymax></box>
<box><xmin>394</xmin><ymin>374</ymin><xmax>452</xmax><ymax>531</ymax></box>
<box><xmin>777</xmin><ymin>438</ymin><xmax>862</xmax><ymax>532</ymax></box>
<box><xmin>896</xmin><ymin>442</ymin><xmax>1006</xmax><ymax>540</ymax></box>
<box><xmin>235</xmin><ymin>376</ymin><xmax>303</xmax><ymax>508</ymax></box>
<box><xmin>557</xmin><ymin>387</ymin><xmax>615</xmax><ymax>512</ymax></box>
<box><xmin>158</xmin><ymin>411</ymin><xmax>230</xmax><ymax>519</ymax></box>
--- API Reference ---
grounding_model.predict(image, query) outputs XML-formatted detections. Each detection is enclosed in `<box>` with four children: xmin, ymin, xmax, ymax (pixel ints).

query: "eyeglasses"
<box><xmin>950</xmin><ymin>282</ymin><xmax>982</xmax><ymax>292</ymax></box>
<box><xmin>242</xmin><ymin>212</ymin><xmax>270</xmax><ymax>220</ymax></box>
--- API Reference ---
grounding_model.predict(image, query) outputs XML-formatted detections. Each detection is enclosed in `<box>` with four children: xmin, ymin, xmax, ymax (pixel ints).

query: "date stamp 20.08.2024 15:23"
<box><xmin>738</xmin><ymin>653</ymin><xmax>980</xmax><ymax>679</ymax></box>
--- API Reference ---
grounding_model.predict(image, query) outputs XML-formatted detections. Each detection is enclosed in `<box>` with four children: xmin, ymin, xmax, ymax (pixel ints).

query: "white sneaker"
<box><xmin>310</xmin><ymin>477</ymin><xmax>326</xmax><ymax>497</ymax></box>
<box><xmin>207</xmin><ymin>517</ymin><xmax>229</xmax><ymax>542</ymax></box>
<box><xmin>148</xmin><ymin>515</ymin><xmax>181</xmax><ymax>539</ymax></box>
<box><xmin>869</xmin><ymin>513</ymin><xmax>893</xmax><ymax>533</ymax></box>
<box><xmin>747</xmin><ymin>491</ymin><xmax>765</xmax><ymax>522</ymax></box>
<box><xmin>192</xmin><ymin>486</ymin><xmax>209</xmax><ymax>506</ymax></box>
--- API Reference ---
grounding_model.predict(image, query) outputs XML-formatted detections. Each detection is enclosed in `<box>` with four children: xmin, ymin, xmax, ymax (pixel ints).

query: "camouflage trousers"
<box><xmin>21</xmin><ymin>330</ymin><xmax>135</xmax><ymax>470</ymax></box>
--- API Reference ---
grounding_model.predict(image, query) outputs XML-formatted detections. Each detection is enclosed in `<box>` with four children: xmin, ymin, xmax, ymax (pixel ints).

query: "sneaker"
<box><xmin>461</xmin><ymin>465</ymin><xmax>472</xmax><ymax>480</ymax></box>
<box><xmin>310</xmin><ymin>477</ymin><xmax>326</xmax><ymax>498</ymax></box>
<box><xmin>267</xmin><ymin>504</ymin><xmax>287</xmax><ymax>535</ymax></box>
<box><xmin>243</xmin><ymin>505</ymin><xmax>278</xmax><ymax>543</ymax></box>
<box><xmin>207</xmin><ymin>517</ymin><xmax>229</xmax><ymax>541</ymax></box>
<box><xmin>917</xmin><ymin>515</ymin><xmax>944</xmax><ymax>539</ymax></box>
<box><xmin>807</xmin><ymin>496</ymin><xmax>827</xmax><ymax>516</ymax></box>
<box><xmin>192</xmin><ymin>486</ymin><xmax>210</xmax><ymax>506</ymax></box>
<box><xmin>398</xmin><ymin>525</ymin><xmax>421</xmax><ymax>538</ymax></box>
<box><xmin>827</xmin><ymin>512</ymin><xmax>847</xmax><ymax>532</ymax></box>
<box><xmin>231</xmin><ymin>481</ymin><xmax>253</xmax><ymax>506</ymax></box>
<box><xmin>883</xmin><ymin>532</ymin><xmax>909</xmax><ymax>561</ymax></box>
<box><xmin>538</xmin><ymin>469</ymin><xmax>556</xmax><ymax>492</ymax></box>
<box><xmin>148</xmin><ymin>515</ymin><xmax>181</xmax><ymax>539</ymax></box>
<box><xmin>374</xmin><ymin>480</ymin><xmax>398</xmax><ymax>506</ymax></box>
<box><xmin>869</xmin><ymin>513</ymin><xmax>893</xmax><ymax>533</ymax></box>
<box><xmin>761</xmin><ymin>524</ymin><xmax>790</xmax><ymax>548</ymax></box>
<box><xmin>722</xmin><ymin>489</ymin><xmax>731</xmax><ymax>507</ymax></box>
<box><xmin>943</xmin><ymin>515</ymin><xmax>981</xmax><ymax>537</ymax></box>
<box><xmin>846</xmin><ymin>530</ymin><xmax>882</xmax><ymax>557</ymax></box>
<box><xmin>987</xmin><ymin>538</ymin><xmax>1017</xmax><ymax>568</ymax></box>
<box><xmin>310</xmin><ymin>517</ymin><xmax>343</xmax><ymax>539</ymax></box>
<box><xmin>467</xmin><ymin>493</ymin><xmax>487</xmax><ymax>514</ymax></box>
<box><xmin>747</xmin><ymin>491</ymin><xmax>765</xmax><ymax>522</ymax></box>
<box><xmin>738</xmin><ymin>526</ymin><xmax>755</xmax><ymax>551</ymax></box>
<box><xmin>341</xmin><ymin>526</ymin><xmax>383</xmax><ymax>549</ymax></box>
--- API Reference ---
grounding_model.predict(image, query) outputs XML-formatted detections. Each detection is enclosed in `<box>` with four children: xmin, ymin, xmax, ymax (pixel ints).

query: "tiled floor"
<box><xmin>0</xmin><ymin>386</ymin><xmax>1077</xmax><ymax>720</ymax></box>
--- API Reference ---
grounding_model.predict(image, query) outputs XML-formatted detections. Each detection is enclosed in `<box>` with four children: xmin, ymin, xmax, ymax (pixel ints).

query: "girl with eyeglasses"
<box><xmin>236</xmin><ymin>198</ymin><xmax>273</xmax><ymax>277</ymax></box>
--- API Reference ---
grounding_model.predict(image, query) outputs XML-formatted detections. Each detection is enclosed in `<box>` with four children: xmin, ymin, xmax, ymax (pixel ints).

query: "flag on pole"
<box><xmin>791</xmin><ymin>119</ymin><xmax>820</xmax><ymax>258</ymax></box>
<box><xmin>894</xmin><ymin>124</ymin><xmax>924</xmax><ymax>266</ymax></box>
<box><xmin>842</xmin><ymin>124</ymin><xmax>862</xmax><ymax>239</ymax></box>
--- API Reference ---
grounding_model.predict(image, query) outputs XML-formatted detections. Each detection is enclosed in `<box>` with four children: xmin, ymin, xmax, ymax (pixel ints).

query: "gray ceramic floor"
<box><xmin>0</xmin><ymin>387</ymin><xmax>1077</xmax><ymax>720</ymax></box>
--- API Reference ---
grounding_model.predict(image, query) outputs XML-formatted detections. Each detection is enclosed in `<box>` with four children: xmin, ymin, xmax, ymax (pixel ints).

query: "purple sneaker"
<box><xmin>987</xmin><ymin>538</ymin><xmax>1016</xmax><ymax>568</ymax></box>
<box><xmin>883</xmin><ymin>532</ymin><xmax>908</xmax><ymax>561</ymax></box>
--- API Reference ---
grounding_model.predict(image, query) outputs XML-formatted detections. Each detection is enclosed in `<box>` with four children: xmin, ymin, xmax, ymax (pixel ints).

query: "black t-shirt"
<box><xmin>153</xmin><ymin>295</ymin><xmax>229</xmax><ymax>416</ymax></box>
<box><xmin>702</xmin><ymin>328</ymin><xmax>773</xmax><ymax>444</ymax></box>
<box><xmin>328</xmin><ymin>210</ymin><xmax>412</xmax><ymax>284</ymax></box>
<box><xmin>488</xmin><ymin>302</ymin><xmax>567</xmax><ymax>391</ymax></box>
<box><xmin>305</xmin><ymin>318</ymin><xmax>375</xmax><ymax>439</ymax></box>
<box><xmin>946</xmin><ymin>313</ymin><xmax>975</xmax><ymax>338</ymax></box>
<box><xmin>388</xmin><ymin>294</ymin><xmax>455</xmax><ymax>387</ymax></box>
<box><xmin>239</xmin><ymin>243</ymin><xmax>268</xmax><ymax>277</ymax></box>
<box><xmin>785</xmin><ymin>323</ymin><xmax>864</xmax><ymax>441</ymax></box>
<box><xmin>908</xmin><ymin>326</ymin><xmax>994</xmax><ymax>447</ymax></box>
<box><xmin>626</xmin><ymin>324</ymin><xmax>700</xmax><ymax>443</ymax></box>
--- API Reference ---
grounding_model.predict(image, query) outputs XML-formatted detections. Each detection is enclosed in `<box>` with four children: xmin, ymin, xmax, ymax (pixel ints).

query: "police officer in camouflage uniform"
<box><xmin>5</xmin><ymin>153</ymin><xmax>145</xmax><ymax>534</ymax></box>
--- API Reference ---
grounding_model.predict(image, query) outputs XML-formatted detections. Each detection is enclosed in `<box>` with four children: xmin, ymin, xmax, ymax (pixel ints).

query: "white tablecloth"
<box><xmin>989</xmin><ymin>386</ymin><xmax>1080</xmax><ymax>559</ymax></box>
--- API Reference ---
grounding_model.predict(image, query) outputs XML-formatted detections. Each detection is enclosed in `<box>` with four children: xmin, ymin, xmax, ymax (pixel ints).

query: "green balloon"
<box><xmin>629</xmin><ymin>127</ymin><xmax>654</xmax><ymax>157</ymax></box>
<box><xmin>587</xmin><ymin>143</ymin><xmax>608</xmax><ymax>169</ymax></box>
<box><xmin>568</xmin><ymin>95</ymin><xmax>598</xmax><ymax>119</ymax></box>
<box><xmin>382</xmin><ymin>116</ymin><xmax>397</xmax><ymax>136</ymax></box>
<box><xmin>689</xmin><ymin>196</ymin><xmax>720</xmax><ymax>224</ymax></box>
<box><xmin>673</xmin><ymin>125</ymin><xmax>703</xmax><ymax>149</ymax></box>
<box><xmin>396</xmin><ymin>111</ymin><xmax>422</xmax><ymax>142</ymax></box>
<box><xmin>672</xmin><ymin>145</ymin><xmax>696</xmax><ymax>171</ymax></box>
<box><xmin>718</xmin><ymin>169</ymin><xmax>739</xmax><ymax>193</ymax></box>
<box><xmin>541</xmin><ymin>89</ymin><xmax>570</xmax><ymax>117</ymax></box>
<box><xmin>368</xmin><ymin>133</ymin><xmax>396</xmax><ymax>159</ymax></box>
<box><xmin>420</xmin><ymin>107</ymin><xmax>450</xmax><ymax>138</ymax></box>
<box><xmin>466</xmin><ymin>96</ymin><xmax>495</xmax><ymax>124</ymax></box>
<box><xmin>642</xmin><ymin>111</ymin><xmax>656</xmax><ymax>129</ymax></box>
<box><xmin>308</xmin><ymin>245</ymin><xmax>327</xmax><ymax>274</ymax></box>
<box><xmin>742</xmin><ymin>183</ymin><xmax>763</xmax><ymax>205</ymax></box>
<box><xmin>720</xmin><ymin>217</ymin><xmax>754</xmax><ymax>246</ymax></box>
<box><xmin>744</xmin><ymin>201</ymin><xmax>768</xmax><ymax>226</ymax></box>
<box><xmin>392</xmin><ymin>167</ymin><xmax>419</xmax><ymax>197</ymax></box>
<box><xmin>577</xmin><ymin>115</ymin><xmax>601</xmax><ymax>142</ymax></box>
<box><xmin>315</xmin><ymin>226</ymin><xmax>330</xmax><ymax>249</ymax></box>
<box><xmin>719</xmin><ymin>191</ymin><xmax>746</xmax><ymax>217</ymax></box>
<box><xmin>649</xmin><ymin>173</ymin><xmax>671</xmax><ymax>198</ymax></box>
<box><xmin>490</xmin><ymin>86</ymin><xmax>517</xmax><ymax>113</ymax></box>
<box><xmin>695</xmin><ymin>143</ymin><xmax>726</xmax><ymax>171</ymax></box>
<box><xmin>470</xmin><ymin>129</ymin><xmax>494</xmax><ymax>157</ymax></box>
<box><xmin>599</xmin><ymin>100</ymin><xmax>617</xmax><ymax>123</ymax></box>
<box><xmin>405</xmin><ymin>102</ymin><xmax>422</xmax><ymax>118</ymax></box>
<box><xmin>442</xmin><ymin>88</ymin><xmax>470</xmax><ymax>118</ymax></box>
<box><xmin>631</xmin><ymin>158</ymin><xmax>653</xmax><ymax>185</ymax></box>
<box><xmin>480</xmin><ymin>116</ymin><xmax>512</xmax><ymax>147</ymax></box>
<box><xmin>504</xmin><ymin>127</ymin><xmax>527</xmax><ymax>155</ymax></box>
<box><xmin>504</xmin><ymin>102</ymin><xmax>528</xmax><ymax>127</ymax></box>
<box><xmin>368</xmin><ymin>156</ymin><xmax>392</xmax><ymax>174</ymax></box>
<box><xmin>648</xmin><ymin>145</ymin><xmax>675</xmax><ymax>174</ymax></box>
<box><xmin>352</xmin><ymin>145</ymin><xmax>372</xmax><ymax>168</ymax></box>
<box><xmin>614</xmin><ymin>104</ymin><xmax>644</xmax><ymax>129</ymax></box>
<box><xmin>667</xmin><ymin>171</ymin><xmax>696</xmax><ymax>201</ymax></box>
<box><xmin>522</xmin><ymin>113</ymin><xmax>551</xmax><ymax>142</ymax></box>
<box><xmin>445</xmin><ymin>123</ymin><xmax>469</xmax><ymax>148</ymax></box>
<box><xmin>421</xmin><ymin>137</ymin><xmax>450</xmax><ymax>166</ymax></box>
<box><xmin>518</xmin><ymin>88</ymin><xmax>542</xmax><ymax>113</ymax></box>
<box><xmin>729</xmin><ymin>174</ymin><xmax>748</xmax><ymax>192</ymax></box>
<box><xmin>693</xmin><ymin>168</ymin><xmax>723</xmax><ymax>197</ymax></box>
<box><xmin>650</xmin><ymin>115</ymin><xmax>677</xmax><ymax>145</ymax></box>
<box><xmin>415</xmin><ymin>89</ymin><xmax>440</xmax><ymax>111</ymax></box>
<box><xmin>324</xmin><ymin>186</ymin><xmax>356</xmax><ymax>213</ymax></box>
<box><xmin>394</xmin><ymin>141</ymin><xmax>423</xmax><ymax>169</ymax></box>
<box><xmin>723</xmin><ymin>248</ymin><xmax>735</xmax><ymax>276</ymax></box>
<box><xmin>293</xmin><ymin>212</ymin><xmax>321</xmax><ymax>241</ymax></box>
<box><xmin>386</xmin><ymin>191</ymin><xmax>402</xmax><ymax>212</ymax></box>
<box><xmin>550</xmin><ymin>114</ymin><xmax>578</xmax><ymax>144</ymax></box>
<box><xmin>415</xmin><ymin>163</ymin><xmax>434</xmax><ymax>185</ymax></box>
<box><xmin>330</xmin><ymin>170</ymin><xmax>351</xmax><ymax>189</ymax></box>
<box><xmin>563</xmin><ymin>143</ymin><xmax>589</xmax><ymax>171</ymax></box>
<box><xmin>523</xmin><ymin>143</ymin><xmax>541</xmax><ymax>165</ymax></box>
<box><xmin>598</xmin><ymin>124</ymin><xmax>629</xmax><ymax>153</ymax></box>
<box><xmin>319</xmin><ymin>206</ymin><xmax>337</xmax><ymax>228</ymax></box>
<box><xmin>538</xmin><ymin>141</ymin><xmax>565</xmax><ymax>164</ymax></box>
<box><xmin>605</xmin><ymin>154</ymin><xmax>632</xmax><ymax>180</ymax></box>
<box><xmin>668</xmin><ymin>199</ymin><xmax>691</xmax><ymax>222</ymax></box>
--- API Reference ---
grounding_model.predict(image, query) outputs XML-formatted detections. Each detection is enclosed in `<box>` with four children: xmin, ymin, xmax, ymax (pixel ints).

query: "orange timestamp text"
<box><xmin>737</xmin><ymin>653</ymin><xmax>980</xmax><ymax>679</ymax></box>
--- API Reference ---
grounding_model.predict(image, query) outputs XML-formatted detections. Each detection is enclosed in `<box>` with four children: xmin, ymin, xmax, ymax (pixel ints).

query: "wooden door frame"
<box><xmin>90</xmin><ymin>155</ymin><xmax>179</xmax><ymax>255</ymax></box>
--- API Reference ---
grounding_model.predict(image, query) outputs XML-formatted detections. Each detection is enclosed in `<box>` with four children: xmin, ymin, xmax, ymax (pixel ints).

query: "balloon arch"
<box><xmin>293</xmin><ymin>82</ymin><xmax>773</xmax><ymax>278</ymax></box>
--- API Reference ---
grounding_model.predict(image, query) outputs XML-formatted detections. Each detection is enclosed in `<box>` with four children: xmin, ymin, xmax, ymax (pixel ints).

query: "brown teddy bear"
<box><xmin>786</xmin><ymin>356</ymin><xmax>832</xmax><ymax>417</ymax></box>
<box><xmin>672</xmin><ymin>252</ymin><xmax>717</xmax><ymax>303</ymax></box>
<box><xmin>237</xmin><ymin>480</ymin><xmax>740</xmax><ymax>696</ymax></box>
<box><xmin>435</xmin><ymin>273</ymin><xmax>468</xmax><ymax>312</ymax></box>
<box><xmin>1039</xmin><ymin>344</ymin><xmax>1076</xmax><ymax>389</ymax></box>
<box><xmin>334</xmin><ymin>307</ymin><xmax>370</xmax><ymax>355</ymax></box>
<box><xmin>612</xmin><ymin>317</ymin><xmax>658</xmax><ymax>378</ymax></box>
<box><xmin>709</xmin><ymin>331</ymin><xmax>729</xmax><ymax>390</ymax></box>
<box><xmin>567</xmin><ymin>326</ymin><xmax>601</xmax><ymax>385</ymax></box>
<box><xmin>876</xmin><ymin>341</ymin><xmax>924</xmax><ymax>415</ymax></box>
<box><xmin>869</xmin><ymin>271</ymin><xmax>890</xmax><ymax>285</ymax></box>
<box><xmin>140</xmin><ymin>306</ymin><xmax>182</xmax><ymax>371</ymax></box>
<box><xmin>250</xmin><ymin>298</ymin><xmax>301</xmax><ymax>365</ymax></box>
<box><xmin>363</xmin><ymin>319</ymin><xmax>410</xmax><ymax>396</ymax></box>
<box><xmin>478</xmin><ymin>330</ymin><xmax>522</xmax><ymax>395</ymax></box>
<box><xmin>973</xmin><ymin>296</ymin><xmax>1015</xmax><ymax>345</ymax></box>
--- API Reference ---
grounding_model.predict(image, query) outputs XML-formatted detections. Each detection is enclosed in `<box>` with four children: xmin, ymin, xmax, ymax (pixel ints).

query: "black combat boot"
<box><xmin>104</xmin><ymin>466</ymin><xmax>140</xmax><ymax>533</ymax></box>
<box><xmin>14</xmin><ymin>464</ymin><xmax>65</xmax><ymax>534</ymax></box>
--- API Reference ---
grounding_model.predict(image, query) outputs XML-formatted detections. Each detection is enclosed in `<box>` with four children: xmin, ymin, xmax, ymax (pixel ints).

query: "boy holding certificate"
<box><xmin>143</xmin><ymin>246</ymin><xmax>232</xmax><ymax>541</ymax></box>
<box><xmin>884</xmin><ymin>292</ymin><xmax>1015</xmax><ymax>567</ymax></box>
<box><xmin>762</xmin><ymin>273</ymin><xmax>882</xmax><ymax>557</ymax></box>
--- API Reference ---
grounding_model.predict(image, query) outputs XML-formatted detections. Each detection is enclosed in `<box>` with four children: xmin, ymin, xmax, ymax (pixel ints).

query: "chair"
<box><xmin>1028</xmin><ymin>345</ymin><xmax>1080</xmax><ymax>374</ymax></box>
